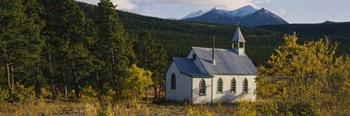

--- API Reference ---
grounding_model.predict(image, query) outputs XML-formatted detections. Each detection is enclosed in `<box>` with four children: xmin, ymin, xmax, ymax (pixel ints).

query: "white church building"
<box><xmin>165</xmin><ymin>27</ymin><xmax>257</xmax><ymax>104</ymax></box>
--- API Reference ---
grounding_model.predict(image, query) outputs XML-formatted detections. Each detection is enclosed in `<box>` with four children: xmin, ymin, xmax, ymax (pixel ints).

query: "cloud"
<box><xmin>279</xmin><ymin>8</ymin><xmax>286</xmax><ymax>15</ymax></box>
<box><xmin>78</xmin><ymin>0</ymin><xmax>260</xmax><ymax>18</ymax></box>
<box><xmin>80</xmin><ymin>0</ymin><xmax>257</xmax><ymax>10</ymax></box>
<box><xmin>253</xmin><ymin>0</ymin><xmax>274</xmax><ymax>4</ymax></box>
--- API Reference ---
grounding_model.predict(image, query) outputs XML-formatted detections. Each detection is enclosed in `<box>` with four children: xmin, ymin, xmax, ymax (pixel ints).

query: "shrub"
<box><xmin>9</xmin><ymin>83</ymin><xmax>35</xmax><ymax>103</ymax></box>
<box><xmin>290</xmin><ymin>101</ymin><xmax>319</xmax><ymax>116</ymax></box>
<box><xmin>81</xmin><ymin>85</ymin><xmax>98</xmax><ymax>102</ymax></box>
<box><xmin>255</xmin><ymin>100</ymin><xmax>278</xmax><ymax>115</ymax></box>
<box><xmin>233</xmin><ymin>101</ymin><xmax>256</xmax><ymax>116</ymax></box>
<box><xmin>39</xmin><ymin>87</ymin><xmax>52</xmax><ymax>99</ymax></box>
<box><xmin>0</xmin><ymin>87</ymin><xmax>9</xmax><ymax>102</ymax></box>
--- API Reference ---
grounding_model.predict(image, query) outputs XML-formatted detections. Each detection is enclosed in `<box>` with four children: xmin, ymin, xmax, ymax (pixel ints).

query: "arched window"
<box><xmin>171</xmin><ymin>73</ymin><xmax>176</xmax><ymax>89</ymax></box>
<box><xmin>231</xmin><ymin>78</ymin><xmax>236</xmax><ymax>93</ymax></box>
<box><xmin>217</xmin><ymin>78</ymin><xmax>223</xmax><ymax>94</ymax></box>
<box><xmin>243</xmin><ymin>78</ymin><xmax>248</xmax><ymax>93</ymax></box>
<box><xmin>199</xmin><ymin>79</ymin><xmax>206</xmax><ymax>96</ymax></box>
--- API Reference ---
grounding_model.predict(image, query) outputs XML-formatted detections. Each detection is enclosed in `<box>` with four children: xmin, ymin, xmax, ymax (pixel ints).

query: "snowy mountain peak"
<box><xmin>229</xmin><ymin>5</ymin><xmax>258</xmax><ymax>18</ymax></box>
<box><xmin>182</xmin><ymin>10</ymin><xmax>206</xmax><ymax>19</ymax></box>
<box><xmin>211</xmin><ymin>5</ymin><xmax>227</xmax><ymax>10</ymax></box>
<box><xmin>181</xmin><ymin>5</ymin><xmax>288</xmax><ymax>26</ymax></box>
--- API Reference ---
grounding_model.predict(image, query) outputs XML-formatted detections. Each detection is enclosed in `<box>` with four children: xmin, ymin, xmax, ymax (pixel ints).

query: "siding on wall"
<box><xmin>192</xmin><ymin>78</ymin><xmax>212</xmax><ymax>104</ymax></box>
<box><xmin>191</xmin><ymin>75</ymin><xmax>256</xmax><ymax>104</ymax></box>
<box><xmin>165</xmin><ymin>62</ymin><xmax>192</xmax><ymax>101</ymax></box>
<box><xmin>211</xmin><ymin>75</ymin><xmax>256</xmax><ymax>103</ymax></box>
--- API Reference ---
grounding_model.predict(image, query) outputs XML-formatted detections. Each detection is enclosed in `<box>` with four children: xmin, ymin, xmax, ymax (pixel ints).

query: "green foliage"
<box><xmin>0</xmin><ymin>0</ymin><xmax>45</xmax><ymax>94</ymax></box>
<box><xmin>8</xmin><ymin>83</ymin><xmax>36</xmax><ymax>103</ymax></box>
<box><xmin>81</xmin><ymin>85</ymin><xmax>99</xmax><ymax>102</ymax></box>
<box><xmin>119</xmin><ymin>64</ymin><xmax>153</xmax><ymax>101</ymax></box>
<box><xmin>257</xmin><ymin>33</ymin><xmax>350</xmax><ymax>112</ymax></box>
<box><xmin>0</xmin><ymin>87</ymin><xmax>10</xmax><ymax>102</ymax></box>
<box><xmin>135</xmin><ymin>31</ymin><xmax>168</xmax><ymax>81</ymax></box>
<box><xmin>95</xmin><ymin>0</ymin><xmax>136</xmax><ymax>96</ymax></box>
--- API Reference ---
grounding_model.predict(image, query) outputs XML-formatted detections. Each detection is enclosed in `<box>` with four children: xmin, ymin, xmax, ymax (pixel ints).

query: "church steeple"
<box><xmin>232</xmin><ymin>27</ymin><xmax>246</xmax><ymax>55</ymax></box>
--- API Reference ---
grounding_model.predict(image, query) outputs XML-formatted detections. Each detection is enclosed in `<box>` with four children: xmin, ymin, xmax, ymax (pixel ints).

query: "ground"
<box><xmin>1</xmin><ymin>100</ymin><xmax>349</xmax><ymax>115</ymax></box>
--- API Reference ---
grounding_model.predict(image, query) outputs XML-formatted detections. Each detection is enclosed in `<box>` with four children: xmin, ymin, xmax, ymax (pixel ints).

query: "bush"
<box><xmin>8</xmin><ymin>83</ymin><xmax>36</xmax><ymax>103</ymax></box>
<box><xmin>0</xmin><ymin>87</ymin><xmax>9</xmax><ymax>102</ymax></box>
<box><xmin>290</xmin><ymin>101</ymin><xmax>319</xmax><ymax>116</ymax></box>
<box><xmin>233</xmin><ymin>101</ymin><xmax>256</xmax><ymax>115</ymax></box>
<box><xmin>98</xmin><ymin>105</ymin><xmax>112</xmax><ymax>116</ymax></box>
<box><xmin>81</xmin><ymin>85</ymin><xmax>98</xmax><ymax>102</ymax></box>
<box><xmin>256</xmin><ymin>100</ymin><xmax>278</xmax><ymax>115</ymax></box>
<box><xmin>39</xmin><ymin>87</ymin><xmax>52</xmax><ymax>99</ymax></box>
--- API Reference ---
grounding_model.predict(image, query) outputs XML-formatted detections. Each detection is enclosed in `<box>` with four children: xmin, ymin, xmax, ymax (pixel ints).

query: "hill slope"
<box><xmin>78</xmin><ymin>2</ymin><xmax>350</xmax><ymax>65</ymax></box>
<box><xmin>259</xmin><ymin>22</ymin><xmax>350</xmax><ymax>54</ymax></box>
<box><xmin>182</xmin><ymin>6</ymin><xmax>288</xmax><ymax>27</ymax></box>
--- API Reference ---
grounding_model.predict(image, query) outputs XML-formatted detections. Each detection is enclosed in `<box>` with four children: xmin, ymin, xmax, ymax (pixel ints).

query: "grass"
<box><xmin>0</xmin><ymin>100</ymin><xmax>349</xmax><ymax>115</ymax></box>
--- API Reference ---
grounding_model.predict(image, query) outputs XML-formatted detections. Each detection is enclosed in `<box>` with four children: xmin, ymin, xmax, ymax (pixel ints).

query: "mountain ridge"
<box><xmin>182</xmin><ymin>5</ymin><xmax>288</xmax><ymax>27</ymax></box>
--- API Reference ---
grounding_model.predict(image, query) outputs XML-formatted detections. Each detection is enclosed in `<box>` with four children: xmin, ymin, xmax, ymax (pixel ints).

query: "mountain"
<box><xmin>228</xmin><ymin>5</ymin><xmax>257</xmax><ymax>18</ymax></box>
<box><xmin>182</xmin><ymin>5</ymin><xmax>288</xmax><ymax>27</ymax></box>
<box><xmin>77</xmin><ymin>2</ymin><xmax>350</xmax><ymax>64</ymax></box>
<box><xmin>182</xmin><ymin>10</ymin><xmax>206</xmax><ymax>19</ymax></box>
<box><xmin>323</xmin><ymin>20</ymin><xmax>336</xmax><ymax>24</ymax></box>
<box><xmin>239</xmin><ymin>8</ymin><xmax>289</xmax><ymax>27</ymax></box>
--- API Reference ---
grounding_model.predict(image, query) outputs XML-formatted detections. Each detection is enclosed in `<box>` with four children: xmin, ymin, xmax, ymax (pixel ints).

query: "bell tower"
<box><xmin>232</xmin><ymin>27</ymin><xmax>246</xmax><ymax>55</ymax></box>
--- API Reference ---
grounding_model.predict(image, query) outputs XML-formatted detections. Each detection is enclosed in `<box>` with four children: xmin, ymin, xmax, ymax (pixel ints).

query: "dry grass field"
<box><xmin>1</xmin><ymin>100</ymin><xmax>349</xmax><ymax>116</ymax></box>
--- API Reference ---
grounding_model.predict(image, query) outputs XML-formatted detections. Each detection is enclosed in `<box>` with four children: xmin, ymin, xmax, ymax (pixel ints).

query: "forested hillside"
<box><xmin>259</xmin><ymin>22</ymin><xmax>350</xmax><ymax>54</ymax></box>
<box><xmin>78</xmin><ymin>2</ymin><xmax>350</xmax><ymax>65</ymax></box>
<box><xmin>78</xmin><ymin>2</ymin><xmax>284</xmax><ymax>65</ymax></box>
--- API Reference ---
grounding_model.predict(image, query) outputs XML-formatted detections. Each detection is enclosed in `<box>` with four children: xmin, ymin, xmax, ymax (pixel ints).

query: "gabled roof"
<box><xmin>232</xmin><ymin>27</ymin><xmax>246</xmax><ymax>42</ymax></box>
<box><xmin>192</xmin><ymin>47</ymin><xmax>257</xmax><ymax>75</ymax></box>
<box><xmin>173</xmin><ymin>58</ymin><xmax>213</xmax><ymax>78</ymax></box>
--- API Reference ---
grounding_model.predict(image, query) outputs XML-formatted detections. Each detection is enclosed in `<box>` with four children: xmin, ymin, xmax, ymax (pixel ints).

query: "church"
<box><xmin>165</xmin><ymin>27</ymin><xmax>257</xmax><ymax>104</ymax></box>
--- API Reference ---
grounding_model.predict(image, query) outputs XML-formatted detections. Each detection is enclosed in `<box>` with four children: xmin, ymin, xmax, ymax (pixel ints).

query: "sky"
<box><xmin>78</xmin><ymin>0</ymin><xmax>350</xmax><ymax>24</ymax></box>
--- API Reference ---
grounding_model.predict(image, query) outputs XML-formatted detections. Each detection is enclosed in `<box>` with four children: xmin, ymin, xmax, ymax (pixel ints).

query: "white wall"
<box><xmin>192</xmin><ymin>75</ymin><xmax>256</xmax><ymax>104</ymax></box>
<box><xmin>192</xmin><ymin>78</ymin><xmax>212</xmax><ymax>104</ymax></box>
<box><xmin>212</xmin><ymin>75</ymin><xmax>256</xmax><ymax>103</ymax></box>
<box><xmin>165</xmin><ymin>62</ymin><xmax>192</xmax><ymax>102</ymax></box>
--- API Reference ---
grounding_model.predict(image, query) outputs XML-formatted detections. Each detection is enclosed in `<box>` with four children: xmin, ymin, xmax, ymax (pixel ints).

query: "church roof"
<box><xmin>173</xmin><ymin>58</ymin><xmax>213</xmax><ymax>78</ymax></box>
<box><xmin>192</xmin><ymin>47</ymin><xmax>257</xmax><ymax>75</ymax></box>
<box><xmin>232</xmin><ymin>27</ymin><xmax>246</xmax><ymax>42</ymax></box>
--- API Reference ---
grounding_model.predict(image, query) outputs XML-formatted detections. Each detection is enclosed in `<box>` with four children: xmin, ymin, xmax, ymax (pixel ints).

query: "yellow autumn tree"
<box><xmin>257</xmin><ymin>33</ymin><xmax>350</xmax><ymax>105</ymax></box>
<box><xmin>118</xmin><ymin>64</ymin><xmax>153</xmax><ymax>102</ymax></box>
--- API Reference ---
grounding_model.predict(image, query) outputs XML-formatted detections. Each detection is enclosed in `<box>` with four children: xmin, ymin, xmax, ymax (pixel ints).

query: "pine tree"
<box><xmin>38</xmin><ymin>0</ymin><xmax>97</xmax><ymax>98</ymax></box>
<box><xmin>0</xmin><ymin>0</ymin><xmax>45</xmax><ymax>97</ymax></box>
<box><xmin>134</xmin><ymin>31</ymin><xmax>168</xmax><ymax>101</ymax></box>
<box><xmin>96</xmin><ymin>0</ymin><xmax>135</xmax><ymax>97</ymax></box>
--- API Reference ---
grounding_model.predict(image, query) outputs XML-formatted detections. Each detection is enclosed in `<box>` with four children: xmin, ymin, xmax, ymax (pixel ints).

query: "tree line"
<box><xmin>0</xmin><ymin>0</ymin><xmax>167</xmax><ymax>103</ymax></box>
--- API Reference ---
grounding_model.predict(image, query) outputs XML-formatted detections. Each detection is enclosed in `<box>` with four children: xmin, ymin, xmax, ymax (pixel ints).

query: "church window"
<box><xmin>231</xmin><ymin>78</ymin><xmax>236</xmax><ymax>93</ymax></box>
<box><xmin>243</xmin><ymin>78</ymin><xmax>248</xmax><ymax>93</ymax></box>
<box><xmin>217</xmin><ymin>78</ymin><xmax>223</xmax><ymax>94</ymax></box>
<box><xmin>239</xmin><ymin>42</ymin><xmax>244</xmax><ymax>48</ymax></box>
<box><xmin>171</xmin><ymin>73</ymin><xmax>176</xmax><ymax>89</ymax></box>
<box><xmin>199</xmin><ymin>79</ymin><xmax>206</xmax><ymax>96</ymax></box>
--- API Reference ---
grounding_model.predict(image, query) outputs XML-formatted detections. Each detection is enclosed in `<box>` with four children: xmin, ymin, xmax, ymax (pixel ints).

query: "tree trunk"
<box><xmin>63</xmin><ymin>67</ymin><xmax>67</xmax><ymax>98</ymax></box>
<box><xmin>111</xmin><ymin>48</ymin><xmax>116</xmax><ymax>80</ymax></box>
<box><xmin>35</xmin><ymin>64</ymin><xmax>41</xmax><ymax>99</ymax></box>
<box><xmin>158</xmin><ymin>84</ymin><xmax>161</xmax><ymax>100</ymax></box>
<box><xmin>6</xmin><ymin>63</ymin><xmax>10</xmax><ymax>92</ymax></box>
<box><xmin>72</xmin><ymin>62</ymin><xmax>80</xmax><ymax>99</ymax></box>
<box><xmin>153</xmin><ymin>86</ymin><xmax>157</xmax><ymax>102</ymax></box>
<box><xmin>10</xmin><ymin>64</ymin><xmax>14</xmax><ymax>94</ymax></box>
<box><xmin>48</xmin><ymin>50</ymin><xmax>56</xmax><ymax>99</ymax></box>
